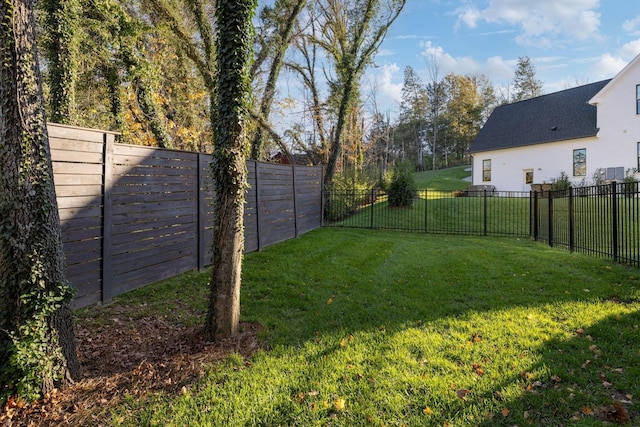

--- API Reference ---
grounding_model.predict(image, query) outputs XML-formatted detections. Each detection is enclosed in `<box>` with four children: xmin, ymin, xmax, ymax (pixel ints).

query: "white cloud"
<box><xmin>589</xmin><ymin>40</ymin><xmax>640</xmax><ymax>79</ymax></box>
<box><xmin>363</xmin><ymin>63</ymin><xmax>403</xmax><ymax>113</ymax></box>
<box><xmin>455</xmin><ymin>0</ymin><xmax>602</xmax><ymax>47</ymax></box>
<box><xmin>623</xmin><ymin>15</ymin><xmax>640</xmax><ymax>36</ymax></box>
<box><xmin>419</xmin><ymin>41</ymin><xmax>513</xmax><ymax>80</ymax></box>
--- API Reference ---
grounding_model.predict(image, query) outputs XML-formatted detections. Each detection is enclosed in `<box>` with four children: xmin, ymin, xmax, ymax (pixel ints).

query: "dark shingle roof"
<box><xmin>467</xmin><ymin>79</ymin><xmax>611</xmax><ymax>154</ymax></box>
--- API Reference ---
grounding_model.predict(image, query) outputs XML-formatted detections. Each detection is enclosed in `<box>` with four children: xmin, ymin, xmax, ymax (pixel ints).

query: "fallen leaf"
<box><xmin>334</xmin><ymin>398</ymin><xmax>346</xmax><ymax>411</ymax></box>
<box><xmin>327</xmin><ymin>297</ymin><xmax>334</xmax><ymax>304</ymax></box>
<box><xmin>608</xmin><ymin>401</ymin><xmax>629</xmax><ymax>423</ymax></box>
<box><xmin>340</xmin><ymin>339</ymin><xmax>347</xmax><ymax>347</ymax></box>
<box><xmin>582</xmin><ymin>407</ymin><xmax>593</xmax><ymax>415</ymax></box>
<box><xmin>501</xmin><ymin>407</ymin><xmax>510</xmax><ymax>417</ymax></box>
<box><xmin>423</xmin><ymin>406</ymin><xmax>434</xmax><ymax>415</ymax></box>
<box><xmin>456</xmin><ymin>389</ymin><xmax>470</xmax><ymax>401</ymax></box>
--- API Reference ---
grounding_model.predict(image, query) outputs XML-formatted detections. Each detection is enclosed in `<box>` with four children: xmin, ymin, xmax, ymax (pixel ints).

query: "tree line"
<box><xmin>30</xmin><ymin>0</ymin><xmax>543</xmax><ymax>188</ymax></box>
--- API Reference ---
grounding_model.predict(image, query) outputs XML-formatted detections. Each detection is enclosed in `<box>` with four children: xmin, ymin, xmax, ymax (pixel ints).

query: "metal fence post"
<box><xmin>424</xmin><ymin>189</ymin><xmax>428</xmax><ymax>233</ymax></box>
<box><xmin>548</xmin><ymin>190</ymin><xmax>554</xmax><ymax>247</ymax></box>
<box><xmin>483</xmin><ymin>189</ymin><xmax>488</xmax><ymax>236</ymax></box>
<box><xmin>370</xmin><ymin>187</ymin><xmax>375</xmax><ymax>229</ymax></box>
<box><xmin>532</xmin><ymin>191</ymin><xmax>538</xmax><ymax>240</ymax></box>
<box><xmin>611</xmin><ymin>181</ymin><xmax>618</xmax><ymax>263</ymax></box>
<box><xmin>569</xmin><ymin>187</ymin><xmax>575</xmax><ymax>253</ymax></box>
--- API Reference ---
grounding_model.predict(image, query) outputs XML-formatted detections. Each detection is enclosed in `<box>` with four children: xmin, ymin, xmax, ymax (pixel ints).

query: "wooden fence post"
<box><xmin>198</xmin><ymin>153</ymin><xmax>207</xmax><ymax>271</ymax></box>
<box><xmin>101</xmin><ymin>133</ymin><xmax>114</xmax><ymax>305</ymax></box>
<box><xmin>255</xmin><ymin>161</ymin><xmax>262</xmax><ymax>251</ymax></box>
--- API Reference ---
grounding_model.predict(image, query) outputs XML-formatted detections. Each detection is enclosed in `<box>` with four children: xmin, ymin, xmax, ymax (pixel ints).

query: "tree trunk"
<box><xmin>0</xmin><ymin>0</ymin><xmax>80</xmax><ymax>401</ymax></box>
<box><xmin>205</xmin><ymin>0</ymin><xmax>256</xmax><ymax>340</ymax></box>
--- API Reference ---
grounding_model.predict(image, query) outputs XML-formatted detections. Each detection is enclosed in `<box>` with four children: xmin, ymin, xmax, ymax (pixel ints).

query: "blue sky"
<box><xmin>367</xmin><ymin>0</ymin><xmax>640</xmax><ymax>114</ymax></box>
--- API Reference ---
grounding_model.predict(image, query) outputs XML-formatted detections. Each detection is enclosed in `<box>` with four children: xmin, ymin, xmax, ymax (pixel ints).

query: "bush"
<box><xmin>387</xmin><ymin>163</ymin><xmax>417</xmax><ymax>208</ymax></box>
<box><xmin>550</xmin><ymin>171</ymin><xmax>571</xmax><ymax>191</ymax></box>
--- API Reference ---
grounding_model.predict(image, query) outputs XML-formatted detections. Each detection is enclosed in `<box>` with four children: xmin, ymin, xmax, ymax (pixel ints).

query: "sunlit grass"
<box><xmin>413</xmin><ymin>165</ymin><xmax>471</xmax><ymax>190</ymax></box>
<box><xmin>83</xmin><ymin>228</ymin><xmax>640</xmax><ymax>426</ymax></box>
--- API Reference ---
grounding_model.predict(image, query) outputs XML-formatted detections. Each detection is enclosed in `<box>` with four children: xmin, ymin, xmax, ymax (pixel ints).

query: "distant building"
<box><xmin>468</xmin><ymin>54</ymin><xmax>640</xmax><ymax>191</ymax></box>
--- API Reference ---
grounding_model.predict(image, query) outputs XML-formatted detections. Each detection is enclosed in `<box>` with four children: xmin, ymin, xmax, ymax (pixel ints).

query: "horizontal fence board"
<box><xmin>112</xmin><ymin>214</ymin><xmax>198</xmax><ymax>235</ymax></box>
<box><xmin>112</xmin><ymin>240</ymin><xmax>196</xmax><ymax>275</ymax></box>
<box><xmin>55</xmin><ymin>185</ymin><xmax>103</xmax><ymax>198</ymax></box>
<box><xmin>52</xmin><ymin>162</ymin><xmax>103</xmax><ymax>175</ymax></box>
<box><xmin>54</xmin><ymin>173</ymin><xmax>103</xmax><ymax>186</ymax></box>
<box><xmin>111</xmin><ymin>208</ymin><xmax>195</xmax><ymax>226</ymax></box>
<box><xmin>113</xmin><ymin>164</ymin><xmax>198</xmax><ymax>177</ymax></box>
<box><xmin>113</xmin><ymin>174</ymin><xmax>194</xmax><ymax>186</ymax></box>
<box><xmin>111</xmin><ymin>224</ymin><xmax>196</xmax><ymax>250</ymax></box>
<box><xmin>59</xmin><ymin>206</ymin><xmax>103</xmax><ymax>222</ymax></box>
<box><xmin>112</xmin><ymin>256</ymin><xmax>196</xmax><ymax>296</ymax></box>
<box><xmin>48</xmin><ymin>124</ymin><xmax>115</xmax><ymax>142</ymax></box>
<box><xmin>50</xmin><ymin>136</ymin><xmax>104</xmax><ymax>153</ymax></box>
<box><xmin>111</xmin><ymin>199</ymin><xmax>195</xmax><ymax>215</ymax></box>
<box><xmin>57</xmin><ymin>196</ymin><xmax>103</xmax><ymax>209</ymax></box>
<box><xmin>51</xmin><ymin>150</ymin><xmax>103</xmax><ymax>164</ymax></box>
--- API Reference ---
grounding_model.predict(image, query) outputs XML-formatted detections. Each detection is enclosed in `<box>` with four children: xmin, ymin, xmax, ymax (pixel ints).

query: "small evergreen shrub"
<box><xmin>387</xmin><ymin>163</ymin><xmax>417</xmax><ymax>208</ymax></box>
<box><xmin>550</xmin><ymin>171</ymin><xmax>571</xmax><ymax>191</ymax></box>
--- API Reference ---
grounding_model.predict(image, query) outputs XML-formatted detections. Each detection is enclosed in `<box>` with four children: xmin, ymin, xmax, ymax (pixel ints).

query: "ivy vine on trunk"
<box><xmin>205</xmin><ymin>0</ymin><xmax>257</xmax><ymax>340</ymax></box>
<box><xmin>0</xmin><ymin>0</ymin><xmax>80</xmax><ymax>405</ymax></box>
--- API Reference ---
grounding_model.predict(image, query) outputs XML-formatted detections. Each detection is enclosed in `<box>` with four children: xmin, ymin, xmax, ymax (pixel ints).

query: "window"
<box><xmin>637</xmin><ymin>85</ymin><xmax>640</xmax><ymax>114</ymax></box>
<box><xmin>638</xmin><ymin>142</ymin><xmax>640</xmax><ymax>170</ymax></box>
<box><xmin>573</xmin><ymin>148</ymin><xmax>586</xmax><ymax>176</ymax></box>
<box><xmin>482</xmin><ymin>159</ymin><xmax>491</xmax><ymax>182</ymax></box>
<box><xmin>525</xmin><ymin>170</ymin><xmax>534</xmax><ymax>184</ymax></box>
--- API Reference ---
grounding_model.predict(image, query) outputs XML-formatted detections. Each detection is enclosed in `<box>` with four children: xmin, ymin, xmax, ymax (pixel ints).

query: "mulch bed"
<box><xmin>1</xmin><ymin>313</ymin><xmax>263</xmax><ymax>426</ymax></box>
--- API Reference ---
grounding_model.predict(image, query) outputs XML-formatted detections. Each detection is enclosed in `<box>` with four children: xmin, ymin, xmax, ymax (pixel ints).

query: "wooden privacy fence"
<box><xmin>49</xmin><ymin>123</ymin><xmax>323</xmax><ymax>308</ymax></box>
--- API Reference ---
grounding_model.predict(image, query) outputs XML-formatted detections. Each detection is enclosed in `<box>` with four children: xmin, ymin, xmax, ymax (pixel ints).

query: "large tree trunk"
<box><xmin>0</xmin><ymin>0</ymin><xmax>80</xmax><ymax>401</ymax></box>
<box><xmin>205</xmin><ymin>0</ymin><xmax>256</xmax><ymax>340</ymax></box>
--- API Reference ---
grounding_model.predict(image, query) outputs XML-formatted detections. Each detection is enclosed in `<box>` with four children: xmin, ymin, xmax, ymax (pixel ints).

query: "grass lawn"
<box><xmin>413</xmin><ymin>165</ymin><xmax>471</xmax><ymax>190</ymax></box>
<box><xmin>71</xmin><ymin>228</ymin><xmax>640</xmax><ymax>426</ymax></box>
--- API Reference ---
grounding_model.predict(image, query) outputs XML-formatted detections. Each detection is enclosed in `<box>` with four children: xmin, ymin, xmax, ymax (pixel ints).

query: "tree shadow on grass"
<box><xmin>475</xmin><ymin>308</ymin><xmax>640</xmax><ymax>426</ymax></box>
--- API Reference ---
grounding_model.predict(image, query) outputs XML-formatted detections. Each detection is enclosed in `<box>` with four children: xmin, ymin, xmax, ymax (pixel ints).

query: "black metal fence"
<box><xmin>534</xmin><ymin>182</ymin><xmax>640</xmax><ymax>267</ymax></box>
<box><xmin>323</xmin><ymin>188</ymin><xmax>532</xmax><ymax>237</ymax></box>
<box><xmin>323</xmin><ymin>182</ymin><xmax>640</xmax><ymax>267</ymax></box>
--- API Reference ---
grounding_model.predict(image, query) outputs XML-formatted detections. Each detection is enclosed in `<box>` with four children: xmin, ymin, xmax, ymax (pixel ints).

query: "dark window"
<box><xmin>482</xmin><ymin>159</ymin><xmax>491</xmax><ymax>182</ymax></box>
<box><xmin>573</xmin><ymin>148</ymin><xmax>586</xmax><ymax>176</ymax></box>
<box><xmin>637</xmin><ymin>142</ymin><xmax>640</xmax><ymax>170</ymax></box>
<box><xmin>525</xmin><ymin>170</ymin><xmax>534</xmax><ymax>184</ymax></box>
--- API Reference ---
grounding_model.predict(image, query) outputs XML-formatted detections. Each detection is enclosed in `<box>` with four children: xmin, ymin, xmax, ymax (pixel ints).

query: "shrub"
<box><xmin>550</xmin><ymin>171</ymin><xmax>571</xmax><ymax>191</ymax></box>
<box><xmin>387</xmin><ymin>162</ymin><xmax>417</xmax><ymax>208</ymax></box>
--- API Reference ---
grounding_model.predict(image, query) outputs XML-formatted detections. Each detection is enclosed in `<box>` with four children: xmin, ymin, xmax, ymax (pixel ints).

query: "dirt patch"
<box><xmin>1</xmin><ymin>313</ymin><xmax>264</xmax><ymax>426</ymax></box>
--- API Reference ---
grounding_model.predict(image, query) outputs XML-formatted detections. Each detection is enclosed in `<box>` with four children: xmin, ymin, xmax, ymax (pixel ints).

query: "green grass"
<box><xmin>79</xmin><ymin>228</ymin><xmax>640</xmax><ymax>426</ymax></box>
<box><xmin>413</xmin><ymin>165</ymin><xmax>471</xmax><ymax>190</ymax></box>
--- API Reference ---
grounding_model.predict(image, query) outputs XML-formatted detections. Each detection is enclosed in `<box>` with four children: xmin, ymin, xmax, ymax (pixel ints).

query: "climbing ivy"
<box><xmin>206</xmin><ymin>0</ymin><xmax>257</xmax><ymax>340</ymax></box>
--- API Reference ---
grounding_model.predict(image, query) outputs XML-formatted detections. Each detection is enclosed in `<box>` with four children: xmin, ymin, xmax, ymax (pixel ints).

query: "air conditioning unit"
<box><xmin>595</xmin><ymin>167</ymin><xmax>624</xmax><ymax>182</ymax></box>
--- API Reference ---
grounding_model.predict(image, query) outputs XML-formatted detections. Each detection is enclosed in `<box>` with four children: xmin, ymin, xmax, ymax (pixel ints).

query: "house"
<box><xmin>467</xmin><ymin>54</ymin><xmax>640</xmax><ymax>191</ymax></box>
